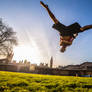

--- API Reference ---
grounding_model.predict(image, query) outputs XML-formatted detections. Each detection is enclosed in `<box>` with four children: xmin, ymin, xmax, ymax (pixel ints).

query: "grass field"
<box><xmin>0</xmin><ymin>71</ymin><xmax>92</xmax><ymax>92</ymax></box>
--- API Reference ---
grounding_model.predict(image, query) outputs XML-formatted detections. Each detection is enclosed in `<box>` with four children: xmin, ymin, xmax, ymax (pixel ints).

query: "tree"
<box><xmin>0</xmin><ymin>18</ymin><xmax>17</xmax><ymax>62</ymax></box>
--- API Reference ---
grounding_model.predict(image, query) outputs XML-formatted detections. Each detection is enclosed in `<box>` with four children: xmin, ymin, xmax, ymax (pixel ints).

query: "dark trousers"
<box><xmin>52</xmin><ymin>22</ymin><xmax>81</xmax><ymax>36</ymax></box>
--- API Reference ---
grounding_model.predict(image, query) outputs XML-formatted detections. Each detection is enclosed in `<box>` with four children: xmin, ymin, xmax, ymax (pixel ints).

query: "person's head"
<box><xmin>60</xmin><ymin>46</ymin><xmax>67</xmax><ymax>52</ymax></box>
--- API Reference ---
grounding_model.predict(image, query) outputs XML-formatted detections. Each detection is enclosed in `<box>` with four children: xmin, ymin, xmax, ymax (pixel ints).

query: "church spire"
<box><xmin>50</xmin><ymin>56</ymin><xmax>53</xmax><ymax>68</ymax></box>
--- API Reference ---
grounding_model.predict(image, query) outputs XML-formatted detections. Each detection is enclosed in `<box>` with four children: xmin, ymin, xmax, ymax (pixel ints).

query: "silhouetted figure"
<box><xmin>40</xmin><ymin>1</ymin><xmax>92</xmax><ymax>52</ymax></box>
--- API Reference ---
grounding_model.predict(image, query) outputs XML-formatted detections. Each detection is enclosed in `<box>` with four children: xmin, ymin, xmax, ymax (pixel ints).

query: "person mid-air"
<box><xmin>40</xmin><ymin>1</ymin><xmax>92</xmax><ymax>52</ymax></box>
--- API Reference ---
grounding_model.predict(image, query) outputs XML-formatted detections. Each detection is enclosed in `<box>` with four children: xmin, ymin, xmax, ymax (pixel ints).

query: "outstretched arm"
<box><xmin>80</xmin><ymin>25</ymin><xmax>92</xmax><ymax>31</ymax></box>
<box><xmin>40</xmin><ymin>1</ymin><xmax>59</xmax><ymax>24</ymax></box>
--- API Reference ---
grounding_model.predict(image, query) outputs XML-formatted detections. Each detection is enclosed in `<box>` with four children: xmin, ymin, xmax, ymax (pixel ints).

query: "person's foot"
<box><xmin>40</xmin><ymin>1</ymin><xmax>48</xmax><ymax>9</ymax></box>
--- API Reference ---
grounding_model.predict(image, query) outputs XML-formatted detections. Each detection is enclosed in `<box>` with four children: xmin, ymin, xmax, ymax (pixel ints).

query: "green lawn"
<box><xmin>0</xmin><ymin>71</ymin><xmax>92</xmax><ymax>92</ymax></box>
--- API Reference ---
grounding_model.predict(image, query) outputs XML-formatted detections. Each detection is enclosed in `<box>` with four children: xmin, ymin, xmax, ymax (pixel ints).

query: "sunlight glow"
<box><xmin>13</xmin><ymin>44</ymin><xmax>42</xmax><ymax>64</ymax></box>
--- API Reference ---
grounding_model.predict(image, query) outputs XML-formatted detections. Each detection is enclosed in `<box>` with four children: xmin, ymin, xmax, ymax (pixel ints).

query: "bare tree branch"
<box><xmin>0</xmin><ymin>19</ymin><xmax>18</xmax><ymax>58</ymax></box>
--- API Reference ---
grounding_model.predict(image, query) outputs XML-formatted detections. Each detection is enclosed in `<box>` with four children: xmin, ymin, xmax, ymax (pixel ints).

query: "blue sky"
<box><xmin>0</xmin><ymin>0</ymin><xmax>92</xmax><ymax>66</ymax></box>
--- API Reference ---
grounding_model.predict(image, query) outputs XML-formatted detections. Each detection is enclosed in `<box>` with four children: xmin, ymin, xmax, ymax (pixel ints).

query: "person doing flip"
<box><xmin>40</xmin><ymin>1</ymin><xmax>92</xmax><ymax>52</ymax></box>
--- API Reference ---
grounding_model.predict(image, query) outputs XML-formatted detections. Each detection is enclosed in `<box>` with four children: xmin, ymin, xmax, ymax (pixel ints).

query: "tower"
<box><xmin>50</xmin><ymin>56</ymin><xmax>53</xmax><ymax>68</ymax></box>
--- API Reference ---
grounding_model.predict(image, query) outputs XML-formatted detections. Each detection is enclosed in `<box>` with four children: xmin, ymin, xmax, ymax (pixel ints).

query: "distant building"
<box><xmin>0</xmin><ymin>57</ymin><xmax>31</xmax><ymax>73</ymax></box>
<box><xmin>39</xmin><ymin>63</ymin><xmax>48</xmax><ymax>68</ymax></box>
<box><xmin>45</xmin><ymin>63</ymin><xmax>48</xmax><ymax>67</ymax></box>
<box><xmin>30</xmin><ymin>64</ymin><xmax>37</xmax><ymax>71</ymax></box>
<box><xmin>1</xmin><ymin>54</ymin><xmax>92</xmax><ymax>77</ymax></box>
<box><xmin>50</xmin><ymin>56</ymin><xmax>53</xmax><ymax>68</ymax></box>
<box><xmin>30</xmin><ymin>62</ymin><xmax>92</xmax><ymax>76</ymax></box>
<box><xmin>0</xmin><ymin>52</ymin><xmax>14</xmax><ymax>64</ymax></box>
<box><xmin>59</xmin><ymin>62</ymin><xmax>92</xmax><ymax>70</ymax></box>
<box><xmin>12</xmin><ymin>60</ymin><xmax>17</xmax><ymax>64</ymax></box>
<box><xmin>39</xmin><ymin>63</ymin><xmax>44</xmax><ymax>67</ymax></box>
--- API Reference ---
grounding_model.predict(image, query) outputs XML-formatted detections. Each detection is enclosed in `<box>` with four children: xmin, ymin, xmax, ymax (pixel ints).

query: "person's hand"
<box><xmin>40</xmin><ymin>1</ymin><xmax>48</xmax><ymax>9</ymax></box>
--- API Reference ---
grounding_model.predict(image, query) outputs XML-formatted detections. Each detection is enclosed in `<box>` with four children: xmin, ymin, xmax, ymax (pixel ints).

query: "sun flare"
<box><xmin>13</xmin><ymin>45</ymin><xmax>42</xmax><ymax>64</ymax></box>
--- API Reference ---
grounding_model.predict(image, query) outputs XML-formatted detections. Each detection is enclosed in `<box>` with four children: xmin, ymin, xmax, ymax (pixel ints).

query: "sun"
<box><xmin>13</xmin><ymin>45</ymin><xmax>42</xmax><ymax>64</ymax></box>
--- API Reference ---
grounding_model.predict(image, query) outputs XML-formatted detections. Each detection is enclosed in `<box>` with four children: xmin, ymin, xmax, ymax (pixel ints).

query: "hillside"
<box><xmin>0</xmin><ymin>71</ymin><xmax>92</xmax><ymax>92</ymax></box>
